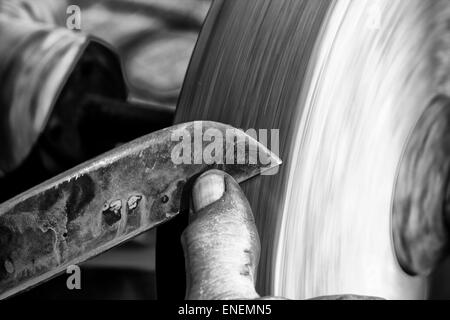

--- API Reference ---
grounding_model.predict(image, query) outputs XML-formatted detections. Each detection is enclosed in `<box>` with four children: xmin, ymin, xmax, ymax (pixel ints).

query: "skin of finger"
<box><xmin>182</xmin><ymin>171</ymin><xmax>261</xmax><ymax>300</ymax></box>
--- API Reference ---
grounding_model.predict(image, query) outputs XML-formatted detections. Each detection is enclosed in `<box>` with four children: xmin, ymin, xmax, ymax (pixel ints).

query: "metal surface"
<box><xmin>0</xmin><ymin>121</ymin><xmax>281</xmax><ymax>299</ymax></box>
<box><xmin>173</xmin><ymin>0</ymin><xmax>450</xmax><ymax>299</ymax></box>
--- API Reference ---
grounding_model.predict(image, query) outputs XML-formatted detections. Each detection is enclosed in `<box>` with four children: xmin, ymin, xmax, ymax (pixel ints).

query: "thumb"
<box><xmin>182</xmin><ymin>169</ymin><xmax>261</xmax><ymax>300</ymax></box>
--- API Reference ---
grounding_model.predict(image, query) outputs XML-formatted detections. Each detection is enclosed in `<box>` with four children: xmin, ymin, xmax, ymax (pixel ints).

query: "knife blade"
<box><xmin>0</xmin><ymin>121</ymin><xmax>281</xmax><ymax>299</ymax></box>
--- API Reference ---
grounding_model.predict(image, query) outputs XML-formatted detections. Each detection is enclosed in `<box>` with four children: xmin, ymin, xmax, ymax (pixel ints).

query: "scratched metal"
<box><xmin>0</xmin><ymin>121</ymin><xmax>281</xmax><ymax>299</ymax></box>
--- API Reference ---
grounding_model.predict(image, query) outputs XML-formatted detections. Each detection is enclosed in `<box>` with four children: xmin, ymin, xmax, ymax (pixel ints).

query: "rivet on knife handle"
<box><xmin>0</xmin><ymin>121</ymin><xmax>281</xmax><ymax>299</ymax></box>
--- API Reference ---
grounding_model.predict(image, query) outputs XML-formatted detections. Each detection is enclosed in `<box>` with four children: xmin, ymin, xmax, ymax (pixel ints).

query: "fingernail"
<box><xmin>192</xmin><ymin>171</ymin><xmax>225</xmax><ymax>211</ymax></box>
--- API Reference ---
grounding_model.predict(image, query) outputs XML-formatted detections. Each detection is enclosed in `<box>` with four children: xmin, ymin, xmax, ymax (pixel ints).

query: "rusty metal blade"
<box><xmin>0</xmin><ymin>121</ymin><xmax>281</xmax><ymax>299</ymax></box>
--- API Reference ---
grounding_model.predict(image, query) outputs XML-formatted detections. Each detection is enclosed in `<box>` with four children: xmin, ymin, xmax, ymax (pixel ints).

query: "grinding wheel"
<box><xmin>158</xmin><ymin>0</ymin><xmax>450</xmax><ymax>300</ymax></box>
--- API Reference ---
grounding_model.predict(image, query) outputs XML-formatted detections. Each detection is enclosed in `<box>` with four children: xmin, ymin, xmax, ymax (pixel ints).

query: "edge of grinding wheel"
<box><xmin>392</xmin><ymin>95</ymin><xmax>450</xmax><ymax>276</ymax></box>
<box><xmin>160</xmin><ymin>0</ymin><xmax>332</xmax><ymax>299</ymax></box>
